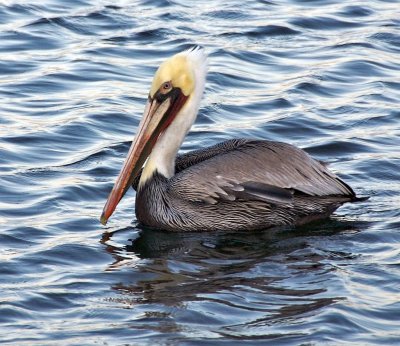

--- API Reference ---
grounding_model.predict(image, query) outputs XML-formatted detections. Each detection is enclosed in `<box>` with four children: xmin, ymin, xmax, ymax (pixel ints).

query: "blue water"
<box><xmin>1</xmin><ymin>0</ymin><xmax>400</xmax><ymax>344</ymax></box>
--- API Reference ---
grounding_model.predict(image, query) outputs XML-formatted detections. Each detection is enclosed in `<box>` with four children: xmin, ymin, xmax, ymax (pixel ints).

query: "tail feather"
<box><xmin>351</xmin><ymin>195</ymin><xmax>369</xmax><ymax>202</ymax></box>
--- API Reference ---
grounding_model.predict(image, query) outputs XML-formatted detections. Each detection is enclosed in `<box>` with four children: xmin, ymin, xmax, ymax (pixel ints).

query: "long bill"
<box><xmin>100</xmin><ymin>91</ymin><xmax>188</xmax><ymax>225</ymax></box>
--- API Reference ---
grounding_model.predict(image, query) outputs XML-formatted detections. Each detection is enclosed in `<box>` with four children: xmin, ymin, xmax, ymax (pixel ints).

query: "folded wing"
<box><xmin>169</xmin><ymin>139</ymin><xmax>355</xmax><ymax>205</ymax></box>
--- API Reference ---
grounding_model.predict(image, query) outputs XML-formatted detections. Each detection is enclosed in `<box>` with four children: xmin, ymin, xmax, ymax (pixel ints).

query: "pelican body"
<box><xmin>101</xmin><ymin>48</ymin><xmax>362</xmax><ymax>232</ymax></box>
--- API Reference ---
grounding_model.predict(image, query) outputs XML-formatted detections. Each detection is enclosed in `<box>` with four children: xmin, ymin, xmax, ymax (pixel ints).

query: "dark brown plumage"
<box><xmin>133</xmin><ymin>139</ymin><xmax>362</xmax><ymax>232</ymax></box>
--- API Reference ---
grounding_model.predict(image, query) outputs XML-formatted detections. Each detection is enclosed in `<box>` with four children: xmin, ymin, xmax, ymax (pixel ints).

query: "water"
<box><xmin>1</xmin><ymin>0</ymin><xmax>399</xmax><ymax>344</ymax></box>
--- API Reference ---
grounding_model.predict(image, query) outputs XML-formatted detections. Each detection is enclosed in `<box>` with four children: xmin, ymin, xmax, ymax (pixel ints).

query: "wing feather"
<box><xmin>169</xmin><ymin>139</ymin><xmax>354</xmax><ymax>204</ymax></box>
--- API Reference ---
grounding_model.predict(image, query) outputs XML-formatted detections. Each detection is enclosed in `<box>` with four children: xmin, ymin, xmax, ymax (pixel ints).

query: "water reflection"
<box><xmin>102</xmin><ymin>219</ymin><xmax>365</xmax><ymax>331</ymax></box>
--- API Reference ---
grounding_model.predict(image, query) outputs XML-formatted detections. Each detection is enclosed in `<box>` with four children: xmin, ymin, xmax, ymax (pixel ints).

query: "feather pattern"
<box><xmin>169</xmin><ymin>139</ymin><xmax>354</xmax><ymax>204</ymax></box>
<box><xmin>134</xmin><ymin>139</ymin><xmax>358</xmax><ymax>232</ymax></box>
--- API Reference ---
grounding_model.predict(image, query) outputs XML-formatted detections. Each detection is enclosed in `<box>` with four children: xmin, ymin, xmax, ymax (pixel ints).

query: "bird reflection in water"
<box><xmin>100</xmin><ymin>219</ymin><xmax>364</xmax><ymax>331</ymax></box>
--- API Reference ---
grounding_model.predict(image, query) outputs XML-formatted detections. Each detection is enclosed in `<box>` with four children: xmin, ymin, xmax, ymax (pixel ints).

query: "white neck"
<box><xmin>139</xmin><ymin>49</ymin><xmax>207</xmax><ymax>187</ymax></box>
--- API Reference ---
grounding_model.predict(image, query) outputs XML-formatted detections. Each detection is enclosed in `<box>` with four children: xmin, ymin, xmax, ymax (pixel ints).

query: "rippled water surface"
<box><xmin>1</xmin><ymin>0</ymin><xmax>400</xmax><ymax>344</ymax></box>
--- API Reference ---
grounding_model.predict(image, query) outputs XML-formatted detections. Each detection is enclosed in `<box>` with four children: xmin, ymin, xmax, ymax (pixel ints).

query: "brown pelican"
<box><xmin>101</xmin><ymin>47</ymin><xmax>364</xmax><ymax>231</ymax></box>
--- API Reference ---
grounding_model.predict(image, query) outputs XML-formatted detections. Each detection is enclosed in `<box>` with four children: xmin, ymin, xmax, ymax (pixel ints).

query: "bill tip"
<box><xmin>100</xmin><ymin>212</ymin><xmax>108</xmax><ymax>226</ymax></box>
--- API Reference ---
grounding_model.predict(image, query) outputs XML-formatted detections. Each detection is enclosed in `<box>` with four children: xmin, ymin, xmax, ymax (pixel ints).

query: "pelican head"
<box><xmin>101</xmin><ymin>47</ymin><xmax>207</xmax><ymax>225</ymax></box>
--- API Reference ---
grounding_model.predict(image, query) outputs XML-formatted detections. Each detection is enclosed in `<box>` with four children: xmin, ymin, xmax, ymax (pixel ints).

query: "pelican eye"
<box><xmin>160</xmin><ymin>81</ymin><xmax>172</xmax><ymax>93</ymax></box>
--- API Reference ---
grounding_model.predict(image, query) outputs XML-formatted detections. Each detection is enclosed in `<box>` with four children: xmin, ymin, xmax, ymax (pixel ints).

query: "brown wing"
<box><xmin>168</xmin><ymin>139</ymin><xmax>355</xmax><ymax>204</ymax></box>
